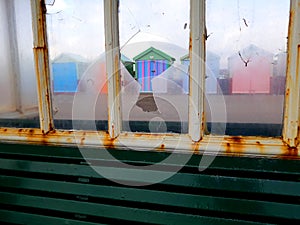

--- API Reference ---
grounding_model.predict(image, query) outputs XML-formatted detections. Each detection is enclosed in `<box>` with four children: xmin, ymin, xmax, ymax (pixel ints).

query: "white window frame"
<box><xmin>0</xmin><ymin>0</ymin><xmax>299</xmax><ymax>157</ymax></box>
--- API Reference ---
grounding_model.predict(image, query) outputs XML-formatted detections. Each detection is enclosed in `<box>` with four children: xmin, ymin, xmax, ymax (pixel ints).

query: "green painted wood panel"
<box><xmin>0</xmin><ymin>143</ymin><xmax>299</xmax><ymax>224</ymax></box>
<box><xmin>0</xmin><ymin>209</ymin><xmax>102</xmax><ymax>225</ymax></box>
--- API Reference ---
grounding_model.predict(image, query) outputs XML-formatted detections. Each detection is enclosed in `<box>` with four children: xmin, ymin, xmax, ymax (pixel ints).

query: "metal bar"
<box><xmin>188</xmin><ymin>0</ymin><xmax>206</xmax><ymax>141</ymax></box>
<box><xmin>30</xmin><ymin>0</ymin><xmax>54</xmax><ymax>133</ymax></box>
<box><xmin>283</xmin><ymin>0</ymin><xmax>300</xmax><ymax>147</ymax></box>
<box><xmin>104</xmin><ymin>0</ymin><xmax>121</xmax><ymax>139</ymax></box>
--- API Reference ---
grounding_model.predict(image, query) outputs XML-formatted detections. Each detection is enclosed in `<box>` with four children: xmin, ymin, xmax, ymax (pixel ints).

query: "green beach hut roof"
<box><xmin>133</xmin><ymin>47</ymin><xmax>175</xmax><ymax>62</ymax></box>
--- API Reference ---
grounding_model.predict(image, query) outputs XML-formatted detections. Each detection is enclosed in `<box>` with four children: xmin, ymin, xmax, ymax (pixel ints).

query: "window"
<box><xmin>0</xmin><ymin>0</ymin><xmax>39</xmax><ymax>128</ymax></box>
<box><xmin>119</xmin><ymin>0</ymin><xmax>190</xmax><ymax>133</ymax></box>
<box><xmin>46</xmin><ymin>0</ymin><xmax>108</xmax><ymax>130</ymax></box>
<box><xmin>206</xmin><ymin>0</ymin><xmax>290</xmax><ymax>137</ymax></box>
<box><xmin>0</xmin><ymin>0</ymin><xmax>300</xmax><ymax>157</ymax></box>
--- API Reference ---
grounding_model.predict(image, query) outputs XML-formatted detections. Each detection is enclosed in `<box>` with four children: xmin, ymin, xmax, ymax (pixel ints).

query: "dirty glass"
<box><xmin>46</xmin><ymin>0</ymin><xmax>107</xmax><ymax>130</ymax></box>
<box><xmin>119</xmin><ymin>0</ymin><xmax>190</xmax><ymax>133</ymax></box>
<box><xmin>206</xmin><ymin>0</ymin><xmax>289</xmax><ymax>136</ymax></box>
<box><xmin>0</xmin><ymin>0</ymin><xmax>39</xmax><ymax>128</ymax></box>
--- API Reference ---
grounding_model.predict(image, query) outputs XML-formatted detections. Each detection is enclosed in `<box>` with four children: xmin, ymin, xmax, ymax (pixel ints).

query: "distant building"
<box><xmin>228</xmin><ymin>45</ymin><xmax>273</xmax><ymax>94</ymax></box>
<box><xmin>218</xmin><ymin>69</ymin><xmax>232</xmax><ymax>95</ymax></box>
<box><xmin>180</xmin><ymin>54</ymin><xmax>190</xmax><ymax>66</ymax></box>
<box><xmin>121</xmin><ymin>54</ymin><xmax>135</xmax><ymax>78</ymax></box>
<box><xmin>271</xmin><ymin>52</ymin><xmax>287</xmax><ymax>95</ymax></box>
<box><xmin>51</xmin><ymin>53</ymin><xmax>89</xmax><ymax>93</ymax></box>
<box><xmin>133</xmin><ymin>47</ymin><xmax>175</xmax><ymax>92</ymax></box>
<box><xmin>180</xmin><ymin>51</ymin><xmax>220</xmax><ymax>94</ymax></box>
<box><xmin>152</xmin><ymin>64</ymin><xmax>189</xmax><ymax>94</ymax></box>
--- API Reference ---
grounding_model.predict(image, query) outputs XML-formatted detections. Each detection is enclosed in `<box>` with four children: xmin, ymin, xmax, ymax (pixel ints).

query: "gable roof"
<box><xmin>52</xmin><ymin>53</ymin><xmax>88</xmax><ymax>63</ymax></box>
<box><xmin>121</xmin><ymin>54</ymin><xmax>134</xmax><ymax>63</ymax></box>
<box><xmin>133</xmin><ymin>47</ymin><xmax>175</xmax><ymax>62</ymax></box>
<box><xmin>228</xmin><ymin>44</ymin><xmax>273</xmax><ymax>60</ymax></box>
<box><xmin>180</xmin><ymin>54</ymin><xmax>189</xmax><ymax>61</ymax></box>
<box><xmin>180</xmin><ymin>51</ymin><xmax>220</xmax><ymax>62</ymax></box>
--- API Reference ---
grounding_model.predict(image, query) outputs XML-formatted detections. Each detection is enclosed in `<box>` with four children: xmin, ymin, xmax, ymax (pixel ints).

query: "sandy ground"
<box><xmin>51</xmin><ymin>93</ymin><xmax>284</xmax><ymax>124</ymax></box>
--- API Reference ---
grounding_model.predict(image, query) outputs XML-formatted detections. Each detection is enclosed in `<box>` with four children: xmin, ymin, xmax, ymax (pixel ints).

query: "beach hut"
<box><xmin>228</xmin><ymin>45</ymin><xmax>273</xmax><ymax>94</ymax></box>
<box><xmin>271</xmin><ymin>52</ymin><xmax>287</xmax><ymax>95</ymax></box>
<box><xmin>121</xmin><ymin>54</ymin><xmax>135</xmax><ymax>78</ymax></box>
<box><xmin>180</xmin><ymin>51</ymin><xmax>220</xmax><ymax>94</ymax></box>
<box><xmin>51</xmin><ymin>53</ymin><xmax>88</xmax><ymax>93</ymax></box>
<box><xmin>133</xmin><ymin>47</ymin><xmax>175</xmax><ymax>92</ymax></box>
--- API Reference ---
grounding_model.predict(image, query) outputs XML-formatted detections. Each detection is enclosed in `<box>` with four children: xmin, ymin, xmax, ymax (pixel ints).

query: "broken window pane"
<box><xmin>46</xmin><ymin>0</ymin><xmax>107</xmax><ymax>130</ymax></box>
<box><xmin>206</xmin><ymin>0</ymin><xmax>289</xmax><ymax>136</ymax></box>
<box><xmin>0</xmin><ymin>0</ymin><xmax>39</xmax><ymax>128</ymax></box>
<box><xmin>119</xmin><ymin>0</ymin><xmax>190</xmax><ymax>133</ymax></box>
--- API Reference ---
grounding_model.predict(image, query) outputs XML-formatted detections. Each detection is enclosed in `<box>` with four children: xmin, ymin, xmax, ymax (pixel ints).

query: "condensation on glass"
<box><xmin>119</xmin><ymin>0</ymin><xmax>190</xmax><ymax>133</ymax></box>
<box><xmin>205</xmin><ymin>0</ymin><xmax>289</xmax><ymax>136</ymax></box>
<box><xmin>46</xmin><ymin>0</ymin><xmax>108</xmax><ymax>130</ymax></box>
<box><xmin>0</xmin><ymin>0</ymin><xmax>39</xmax><ymax>128</ymax></box>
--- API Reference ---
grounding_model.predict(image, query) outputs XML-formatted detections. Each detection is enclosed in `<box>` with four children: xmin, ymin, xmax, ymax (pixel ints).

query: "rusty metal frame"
<box><xmin>104</xmin><ymin>0</ymin><xmax>122</xmax><ymax>139</ymax></box>
<box><xmin>0</xmin><ymin>0</ymin><xmax>299</xmax><ymax>159</ymax></box>
<box><xmin>283</xmin><ymin>0</ymin><xmax>300</xmax><ymax>147</ymax></box>
<box><xmin>31</xmin><ymin>0</ymin><xmax>54</xmax><ymax>133</ymax></box>
<box><xmin>0</xmin><ymin>127</ymin><xmax>298</xmax><ymax>157</ymax></box>
<box><xmin>188</xmin><ymin>0</ymin><xmax>206</xmax><ymax>142</ymax></box>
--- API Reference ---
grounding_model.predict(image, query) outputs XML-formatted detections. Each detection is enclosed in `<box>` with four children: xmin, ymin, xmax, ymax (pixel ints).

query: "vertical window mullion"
<box><xmin>104</xmin><ymin>0</ymin><xmax>121</xmax><ymax>138</ymax></box>
<box><xmin>189</xmin><ymin>0</ymin><xmax>206</xmax><ymax>141</ymax></box>
<box><xmin>31</xmin><ymin>0</ymin><xmax>54</xmax><ymax>133</ymax></box>
<box><xmin>283</xmin><ymin>0</ymin><xmax>300</xmax><ymax>147</ymax></box>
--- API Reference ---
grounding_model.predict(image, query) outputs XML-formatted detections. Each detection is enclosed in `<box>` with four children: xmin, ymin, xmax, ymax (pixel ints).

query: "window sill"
<box><xmin>0</xmin><ymin>127</ymin><xmax>298</xmax><ymax>159</ymax></box>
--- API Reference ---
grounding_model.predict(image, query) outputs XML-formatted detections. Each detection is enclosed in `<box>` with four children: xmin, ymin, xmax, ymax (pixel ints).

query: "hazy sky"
<box><xmin>46</xmin><ymin>0</ymin><xmax>290</xmax><ymax>67</ymax></box>
<box><xmin>206</xmin><ymin>0</ymin><xmax>290</xmax><ymax>67</ymax></box>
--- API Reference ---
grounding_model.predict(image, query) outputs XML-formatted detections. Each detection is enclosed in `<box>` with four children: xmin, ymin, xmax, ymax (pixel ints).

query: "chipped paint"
<box><xmin>188</xmin><ymin>0</ymin><xmax>206</xmax><ymax>142</ymax></box>
<box><xmin>282</xmin><ymin>0</ymin><xmax>300</xmax><ymax>147</ymax></box>
<box><xmin>105</xmin><ymin>0</ymin><xmax>121</xmax><ymax>139</ymax></box>
<box><xmin>0</xmin><ymin>127</ymin><xmax>299</xmax><ymax>159</ymax></box>
<box><xmin>1</xmin><ymin>0</ymin><xmax>300</xmax><ymax>162</ymax></box>
<box><xmin>31</xmin><ymin>0</ymin><xmax>54</xmax><ymax>134</ymax></box>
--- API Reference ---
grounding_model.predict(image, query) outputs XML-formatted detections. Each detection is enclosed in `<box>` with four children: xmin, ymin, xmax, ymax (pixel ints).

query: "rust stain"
<box><xmin>155</xmin><ymin>143</ymin><xmax>165</xmax><ymax>152</ymax></box>
<box><xmin>285</xmin><ymin>88</ymin><xmax>290</xmax><ymax>97</ymax></box>
<box><xmin>102</xmin><ymin>132</ymin><xmax>116</xmax><ymax>149</ymax></box>
<box><xmin>225</xmin><ymin>136</ymin><xmax>243</xmax><ymax>143</ymax></box>
<box><xmin>80</xmin><ymin>137</ymin><xmax>85</xmax><ymax>146</ymax></box>
<box><xmin>189</xmin><ymin>34</ymin><xmax>192</xmax><ymax>52</ymax></box>
<box><xmin>201</xmin><ymin>111</ymin><xmax>205</xmax><ymax>135</ymax></box>
<box><xmin>225</xmin><ymin>143</ymin><xmax>231</xmax><ymax>154</ymax></box>
<box><xmin>224</xmin><ymin>136</ymin><xmax>245</xmax><ymax>154</ymax></box>
<box><xmin>191</xmin><ymin>141</ymin><xmax>201</xmax><ymax>154</ymax></box>
<box><xmin>278</xmin><ymin>145</ymin><xmax>299</xmax><ymax>159</ymax></box>
<box><xmin>111</xmin><ymin>123</ymin><xmax>115</xmax><ymax>139</ymax></box>
<box><xmin>255</xmin><ymin>141</ymin><xmax>265</xmax><ymax>155</ymax></box>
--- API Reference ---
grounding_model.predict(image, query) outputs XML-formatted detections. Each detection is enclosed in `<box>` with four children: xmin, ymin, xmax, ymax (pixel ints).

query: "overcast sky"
<box><xmin>46</xmin><ymin>0</ymin><xmax>290</xmax><ymax>67</ymax></box>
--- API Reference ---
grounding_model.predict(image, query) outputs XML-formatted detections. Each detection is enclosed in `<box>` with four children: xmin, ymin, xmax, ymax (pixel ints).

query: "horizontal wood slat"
<box><xmin>0</xmin><ymin>192</ymin><xmax>263</xmax><ymax>225</ymax></box>
<box><xmin>0</xmin><ymin>209</ymin><xmax>102</xmax><ymax>225</ymax></box>
<box><xmin>0</xmin><ymin>143</ymin><xmax>299</xmax><ymax>224</ymax></box>
<box><xmin>0</xmin><ymin>158</ymin><xmax>299</xmax><ymax>197</ymax></box>
<box><xmin>0</xmin><ymin>175</ymin><xmax>299</xmax><ymax>220</ymax></box>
